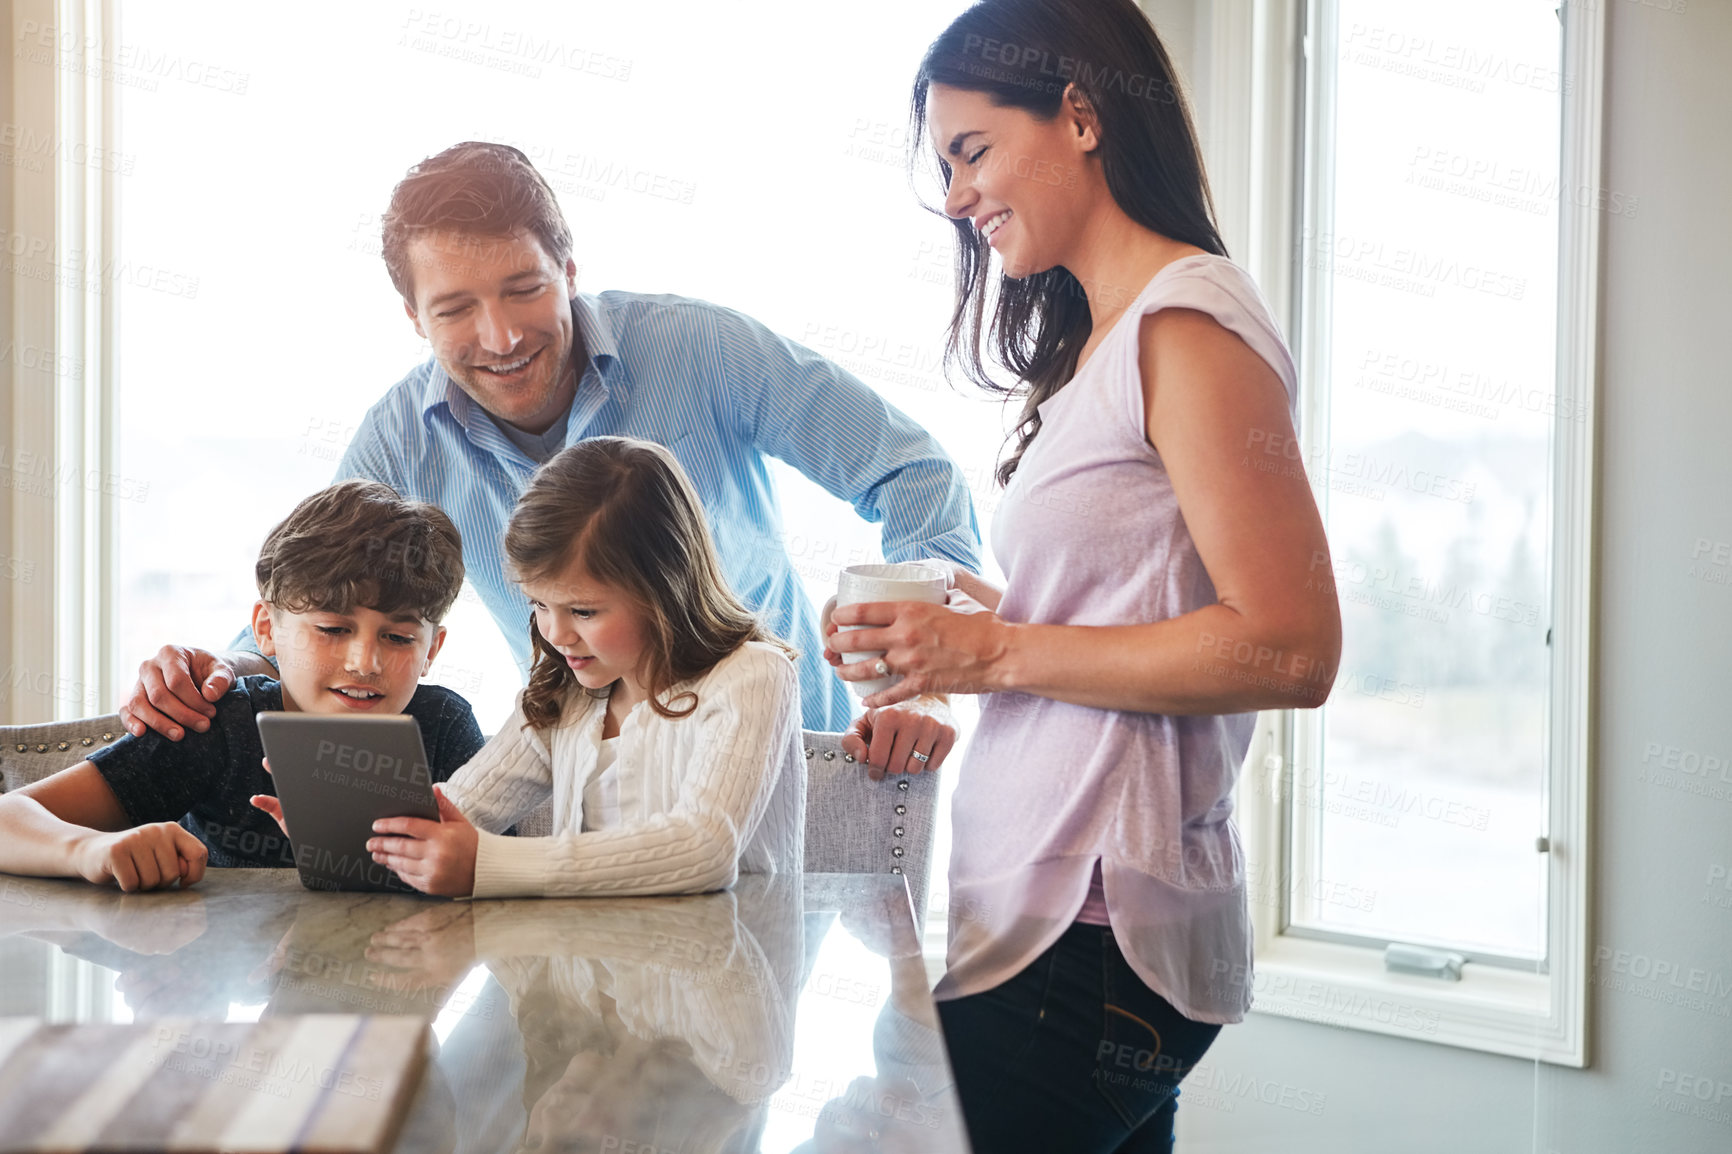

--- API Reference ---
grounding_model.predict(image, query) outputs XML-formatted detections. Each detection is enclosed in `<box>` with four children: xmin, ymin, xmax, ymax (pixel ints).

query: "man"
<box><xmin>121</xmin><ymin>141</ymin><xmax>978</xmax><ymax>773</ymax></box>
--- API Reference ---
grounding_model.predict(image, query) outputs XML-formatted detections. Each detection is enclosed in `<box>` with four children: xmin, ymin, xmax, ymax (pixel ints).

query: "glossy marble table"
<box><xmin>0</xmin><ymin>871</ymin><xmax>971</xmax><ymax>1153</ymax></box>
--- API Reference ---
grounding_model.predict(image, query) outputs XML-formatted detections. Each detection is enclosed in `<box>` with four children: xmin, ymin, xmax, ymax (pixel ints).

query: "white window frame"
<box><xmin>1210</xmin><ymin>0</ymin><xmax>1602</xmax><ymax>1067</ymax></box>
<box><xmin>2</xmin><ymin>0</ymin><xmax>120</xmax><ymax>726</ymax></box>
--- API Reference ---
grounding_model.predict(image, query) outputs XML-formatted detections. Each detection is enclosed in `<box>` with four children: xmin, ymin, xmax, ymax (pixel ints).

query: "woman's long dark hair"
<box><xmin>910</xmin><ymin>0</ymin><xmax>1226</xmax><ymax>484</ymax></box>
<box><xmin>507</xmin><ymin>437</ymin><xmax>791</xmax><ymax>730</ymax></box>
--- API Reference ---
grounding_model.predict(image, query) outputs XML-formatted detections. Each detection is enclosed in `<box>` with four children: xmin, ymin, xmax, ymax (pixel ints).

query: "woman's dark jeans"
<box><xmin>936</xmin><ymin>922</ymin><xmax>1223</xmax><ymax>1153</ymax></box>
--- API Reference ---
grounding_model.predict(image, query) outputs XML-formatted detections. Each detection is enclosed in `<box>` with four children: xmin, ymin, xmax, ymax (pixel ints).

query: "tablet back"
<box><xmin>256</xmin><ymin>713</ymin><xmax>441</xmax><ymax>894</ymax></box>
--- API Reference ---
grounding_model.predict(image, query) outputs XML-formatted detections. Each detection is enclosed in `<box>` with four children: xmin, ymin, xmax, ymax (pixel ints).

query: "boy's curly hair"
<box><xmin>256</xmin><ymin>480</ymin><xmax>464</xmax><ymax>624</ymax></box>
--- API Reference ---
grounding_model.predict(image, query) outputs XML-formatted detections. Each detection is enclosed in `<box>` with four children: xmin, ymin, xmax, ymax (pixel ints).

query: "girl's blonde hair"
<box><xmin>506</xmin><ymin>436</ymin><xmax>792</xmax><ymax>729</ymax></box>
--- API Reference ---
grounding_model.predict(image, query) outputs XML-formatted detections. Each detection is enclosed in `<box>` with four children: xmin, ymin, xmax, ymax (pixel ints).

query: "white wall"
<box><xmin>1161</xmin><ymin>1</ymin><xmax>1732</xmax><ymax>1150</ymax></box>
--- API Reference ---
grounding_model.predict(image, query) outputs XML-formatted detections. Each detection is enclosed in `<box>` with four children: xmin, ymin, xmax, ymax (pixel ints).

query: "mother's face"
<box><xmin>926</xmin><ymin>82</ymin><xmax>1105</xmax><ymax>280</ymax></box>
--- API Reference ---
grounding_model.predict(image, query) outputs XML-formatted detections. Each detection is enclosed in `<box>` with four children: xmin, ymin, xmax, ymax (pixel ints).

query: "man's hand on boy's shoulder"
<box><xmin>118</xmin><ymin>645</ymin><xmax>270</xmax><ymax>741</ymax></box>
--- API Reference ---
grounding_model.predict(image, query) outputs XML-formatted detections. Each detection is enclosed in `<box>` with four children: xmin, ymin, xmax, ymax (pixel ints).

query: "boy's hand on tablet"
<box><xmin>367</xmin><ymin>786</ymin><xmax>478</xmax><ymax>898</ymax></box>
<box><xmin>249</xmin><ymin>758</ymin><xmax>291</xmax><ymax>838</ymax></box>
<box><xmin>72</xmin><ymin>823</ymin><xmax>208</xmax><ymax>891</ymax></box>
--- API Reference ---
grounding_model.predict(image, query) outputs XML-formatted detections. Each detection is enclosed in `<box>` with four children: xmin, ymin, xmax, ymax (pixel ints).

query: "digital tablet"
<box><xmin>255</xmin><ymin>712</ymin><xmax>440</xmax><ymax>894</ymax></box>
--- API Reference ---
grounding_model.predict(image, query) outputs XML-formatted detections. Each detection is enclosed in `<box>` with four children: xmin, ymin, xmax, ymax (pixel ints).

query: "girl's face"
<box><xmin>926</xmin><ymin>82</ymin><xmax>1103</xmax><ymax>279</ymax></box>
<box><xmin>524</xmin><ymin>556</ymin><xmax>654</xmax><ymax>709</ymax></box>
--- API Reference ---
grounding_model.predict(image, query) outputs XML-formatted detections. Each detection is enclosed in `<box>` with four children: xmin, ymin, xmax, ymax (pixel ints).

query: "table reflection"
<box><xmin>0</xmin><ymin>872</ymin><xmax>969</xmax><ymax>1153</ymax></box>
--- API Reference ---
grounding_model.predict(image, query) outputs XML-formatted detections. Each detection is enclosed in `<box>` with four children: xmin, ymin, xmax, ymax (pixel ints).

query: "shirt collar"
<box><xmin>419</xmin><ymin>293</ymin><xmax>623</xmax><ymax>429</ymax></box>
<box><xmin>570</xmin><ymin>291</ymin><xmax>621</xmax><ymax>375</ymax></box>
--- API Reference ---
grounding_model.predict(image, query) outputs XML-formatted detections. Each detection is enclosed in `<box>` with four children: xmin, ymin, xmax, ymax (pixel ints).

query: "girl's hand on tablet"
<box><xmin>367</xmin><ymin>786</ymin><xmax>478</xmax><ymax>898</ymax></box>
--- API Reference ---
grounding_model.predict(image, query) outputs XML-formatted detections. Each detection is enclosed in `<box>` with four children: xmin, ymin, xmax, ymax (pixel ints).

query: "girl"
<box><xmin>827</xmin><ymin>1</ymin><xmax>1342</xmax><ymax>1149</ymax></box>
<box><xmin>365</xmin><ymin>436</ymin><xmax>805</xmax><ymax>899</ymax></box>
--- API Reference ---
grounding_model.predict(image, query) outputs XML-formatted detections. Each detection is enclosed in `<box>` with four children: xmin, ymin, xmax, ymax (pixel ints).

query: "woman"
<box><xmin>826</xmin><ymin>1</ymin><xmax>1342</xmax><ymax>1149</ymax></box>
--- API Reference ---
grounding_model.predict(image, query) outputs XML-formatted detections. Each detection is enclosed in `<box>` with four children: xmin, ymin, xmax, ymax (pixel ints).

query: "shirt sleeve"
<box><xmin>700</xmin><ymin>303</ymin><xmax>981</xmax><ymax>571</ymax></box>
<box><xmin>225</xmin><ymin>624</ymin><xmax>273</xmax><ymax>666</ymax></box>
<box><xmin>439</xmin><ymin>698</ymin><xmax>558</xmax><ymax>835</ymax></box>
<box><xmin>468</xmin><ymin>646</ymin><xmax>799</xmax><ymax>899</ymax></box>
<box><xmin>85</xmin><ymin>706</ymin><xmax>236</xmax><ymax>826</ymax></box>
<box><xmin>331</xmin><ymin>407</ymin><xmax>406</xmax><ymax>491</ymax></box>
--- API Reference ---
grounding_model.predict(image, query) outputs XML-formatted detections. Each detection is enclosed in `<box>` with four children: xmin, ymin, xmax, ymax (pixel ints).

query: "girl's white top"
<box><xmin>445</xmin><ymin>640</ymin><xmax>806</xmax><ymax>898</ymax></box>
<box><xmin>937</xmin><ymin>255</ymin><xmax>1298</xmax><ymax>1024</ymax></box>
<box><xmin>582</xmin><ymin>736</ymin><xmax>629</xmax><ymax>831</ymax></box>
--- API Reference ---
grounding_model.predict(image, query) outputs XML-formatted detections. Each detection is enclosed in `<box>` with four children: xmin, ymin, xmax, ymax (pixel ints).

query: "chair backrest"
<box><xmin>512</xmin><ymin>729</ymin><xmax>940</xmax><ymax>917</ymax></box>
<box><xmin>800</xmin><ymin>729</ymin><xmax>938</xmax><ymax>920</ymax></box>
<box><xmin>0</xmin><ymin>715</ymin><xmax>126</xmax><ymax>793</ymax></box>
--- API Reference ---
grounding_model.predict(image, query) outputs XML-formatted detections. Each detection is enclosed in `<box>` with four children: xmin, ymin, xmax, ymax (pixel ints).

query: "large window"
<box><xmin>1294</xmin><ymin>0</ymin><xmax>1560</xmax><ymax>962</ymax></box>
<box><xmin>1235</xmin><ymin>0</ymin><xmax>1601</xmax><ymax>1063</ymax></box>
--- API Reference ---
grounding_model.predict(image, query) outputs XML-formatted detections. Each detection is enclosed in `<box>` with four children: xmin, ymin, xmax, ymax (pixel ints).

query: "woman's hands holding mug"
<box><xmin>824</xmin><ymin>587</ymin><xmax>1010</xmax><ymax>709</ymax></box>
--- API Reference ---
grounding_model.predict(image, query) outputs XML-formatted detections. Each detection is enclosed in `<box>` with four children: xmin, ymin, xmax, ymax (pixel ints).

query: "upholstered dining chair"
<box><xmin>0</xmin><ymin>717</ymin><xmax>941</xmax><ymax>919</ymax></box>
<box><xmin>0</xmin><ymin>714</ymin><xmax>126</xmax><ymax>793</ymax></box>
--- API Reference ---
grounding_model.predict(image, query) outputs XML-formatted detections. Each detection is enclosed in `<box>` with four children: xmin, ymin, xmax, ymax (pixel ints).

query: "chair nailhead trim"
<box><xmin>823</xmin><ymin>750</ymin><xmax>836</xmax><ymax>761</ymax></box>
<box><xmin>897</xmin><ymin>779</ymin><xmax>909</xmax><ymax>791</ymax></box>
<box><xmin>894</xmin><ymin>804</ymin><xmax>906</xmax><ymax>815</ymax></box>
<box><xmin>893</xmin><ymin>827</ymin><xmax>904</xmax><ymax>837</ymax></box>
<box><xmin>13</xmin><ymin>744</ymin><xmax>24</xmax><ymax>753</ymax></box>
<box><xmin>35</xmin><ymin>744</ymin><xmax>47</xmax><ymax>753</ymax></box>
<box><xmin>804</xmin><ymin>747</ymin><xmax>814</xmax><ymax>758</ymax></box>
<box><xmin>892</xmin><ymin>866</ymin><xmax>903</xmax><ymax>874</ymax></box>
<box><xmin>843</xmin><ymin>754</ymin><xmax>855</xmax><ymax>764</ymax></box>
<box><xmin>56</xmin><ymin>742</ymin><xmax>69</xmax><ymax>751</ymax></box>
<box><xmin>101</xmin><ymin>732</ymin><xmax>113</xmax><ymax>741</ymax></box>
<box><xmin>892</xmin><ymin>846</ymin><xmax>904</xmax><ymax>857</ymax></box>
<box><xmin>80</xmin><ymin>738</ymin><xmax>93</xmax><ymax>747</ymax></box>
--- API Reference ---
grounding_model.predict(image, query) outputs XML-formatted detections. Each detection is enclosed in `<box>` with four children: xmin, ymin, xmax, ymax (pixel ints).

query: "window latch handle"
<box><xmin>1384</xmin><ymin>943</ymin><xmax>1466</xmax><ymax>981</ymax></box>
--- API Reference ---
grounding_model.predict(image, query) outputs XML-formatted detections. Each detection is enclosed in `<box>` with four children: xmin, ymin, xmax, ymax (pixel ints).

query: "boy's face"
<box><xmin>251</xmin><ymin>602</ymin><xmax>447</xmax><ymax>715</ymax></box>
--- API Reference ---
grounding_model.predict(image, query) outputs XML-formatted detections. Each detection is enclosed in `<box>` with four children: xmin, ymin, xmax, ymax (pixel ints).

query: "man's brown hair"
<box><xmin>255</xmin><ymin>481</ymin><xmax>465</xmax><ymax>625</ymax></box>
<box><xmin>381</xmin><ymin>141</ymin><xmax>574</xmax><ymax>305</ymax></box>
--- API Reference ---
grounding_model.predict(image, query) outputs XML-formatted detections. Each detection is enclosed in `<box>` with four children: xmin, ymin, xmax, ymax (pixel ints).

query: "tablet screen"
<box><xmin>256</xmin><ymin>713</ymin><xmax>441</xmax><ymax>894</ymax></box>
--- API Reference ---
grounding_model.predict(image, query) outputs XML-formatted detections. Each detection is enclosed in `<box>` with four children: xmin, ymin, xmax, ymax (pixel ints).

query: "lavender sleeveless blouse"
<box><xmin>934</xmin><ymin>256</ymin><xmax>1297</xmax><ymax>1025</ymax></box>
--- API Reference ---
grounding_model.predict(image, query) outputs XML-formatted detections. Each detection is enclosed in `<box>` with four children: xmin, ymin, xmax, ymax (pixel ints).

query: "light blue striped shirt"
<box><xmin>331</xmin><ymin>290</ymin><xmax>980</xmax><ymax>733</ymax></box>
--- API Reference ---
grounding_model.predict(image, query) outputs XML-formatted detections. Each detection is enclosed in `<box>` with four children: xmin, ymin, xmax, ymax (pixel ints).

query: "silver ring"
<box><xmin>910</xmin><ymin>750</ymin><xmax>930</xmax><ymax>764</ymax></box>
<box><xmin>873</xmin><ymin>659</ymin><xmax>890</xmax><ymax>677</ymax></box>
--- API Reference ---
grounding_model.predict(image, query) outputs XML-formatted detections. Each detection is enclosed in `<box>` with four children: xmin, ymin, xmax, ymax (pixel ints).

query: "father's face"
<box><xmin>403</xmin><ymin>228</ymin><xmax>579</xmax><ymax>434</ymax></box>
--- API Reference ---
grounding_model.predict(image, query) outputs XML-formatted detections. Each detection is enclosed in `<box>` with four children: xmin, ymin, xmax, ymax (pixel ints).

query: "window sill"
<box><xmin>1249</xmin><ymin>931</ymin><xmax>1583</xmax><ymax>1066</ymax></box>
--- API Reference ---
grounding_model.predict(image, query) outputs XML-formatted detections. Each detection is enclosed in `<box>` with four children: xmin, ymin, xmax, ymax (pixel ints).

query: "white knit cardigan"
<box><xmin>443</xmin><ymin>641</ymin><xmax>805</xmax><ymax>898</ymax></box>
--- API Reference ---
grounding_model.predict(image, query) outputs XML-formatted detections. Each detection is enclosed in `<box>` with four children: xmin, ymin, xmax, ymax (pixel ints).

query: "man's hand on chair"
<box><xmin>842</xmin><ymin>695</ymin><xmax>956</xmax><ymax>781</ymax></box>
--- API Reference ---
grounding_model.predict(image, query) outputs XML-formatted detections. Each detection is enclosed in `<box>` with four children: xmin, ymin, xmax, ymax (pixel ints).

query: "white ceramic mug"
<box><xmin>821</xmin><ymin>563</ymin><xmax>949</xmax><ymax>697</ymax></box>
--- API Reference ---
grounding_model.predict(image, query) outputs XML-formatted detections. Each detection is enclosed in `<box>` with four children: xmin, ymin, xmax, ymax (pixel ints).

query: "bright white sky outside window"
<box><xmin>113</xmin><ymin>0</ymin><xmax>988</xmax><ymax>732</ymax></box>
<box><xmin>1296</xmin><ymin>0</ymin><xmax>1560</xmax><ymax>959</ymax></box>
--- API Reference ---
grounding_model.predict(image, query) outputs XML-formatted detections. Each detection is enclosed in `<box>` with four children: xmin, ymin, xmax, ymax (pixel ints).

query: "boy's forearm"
<box><xmin>0</xmin><ymin>795</ymin><xmax>94</xmax><ymax>879</ymax></box>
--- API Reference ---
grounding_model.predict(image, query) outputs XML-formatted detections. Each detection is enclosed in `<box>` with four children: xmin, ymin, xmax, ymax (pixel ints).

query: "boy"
<box><xmin>0</xmin><ymin>481</ymin><xmax>483</xmax><ymax>891</ymax></box>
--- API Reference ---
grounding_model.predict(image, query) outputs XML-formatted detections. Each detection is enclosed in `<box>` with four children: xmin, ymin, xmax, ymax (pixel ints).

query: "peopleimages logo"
<box><xmin>307</xmin><ymin>737</ymin><xmax>432</xmax><ymax>803</ymax></box>
<box><xmin>147</xmin><ymin>1026</ymin><xmax>385</xmax><ymax>1101</ymax></box>
<box><xmin>295</xmin><ymin>843</ymin><xmax>415</xmax><ymax>892</ymax></box>
<box><xmin>1594</xmin><ymin>945</ymin><xmax>1732</xmax><ymax>1018</ymax></box>
<box><xmin>15</xmin><ymin>21</ymin><xmax>251</xmax><ymax>95</ymax></box>
<box><xmin>958</xmin><ymin>35</ymin><xmax>1179</xmax><ymax>103</ymax></box>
